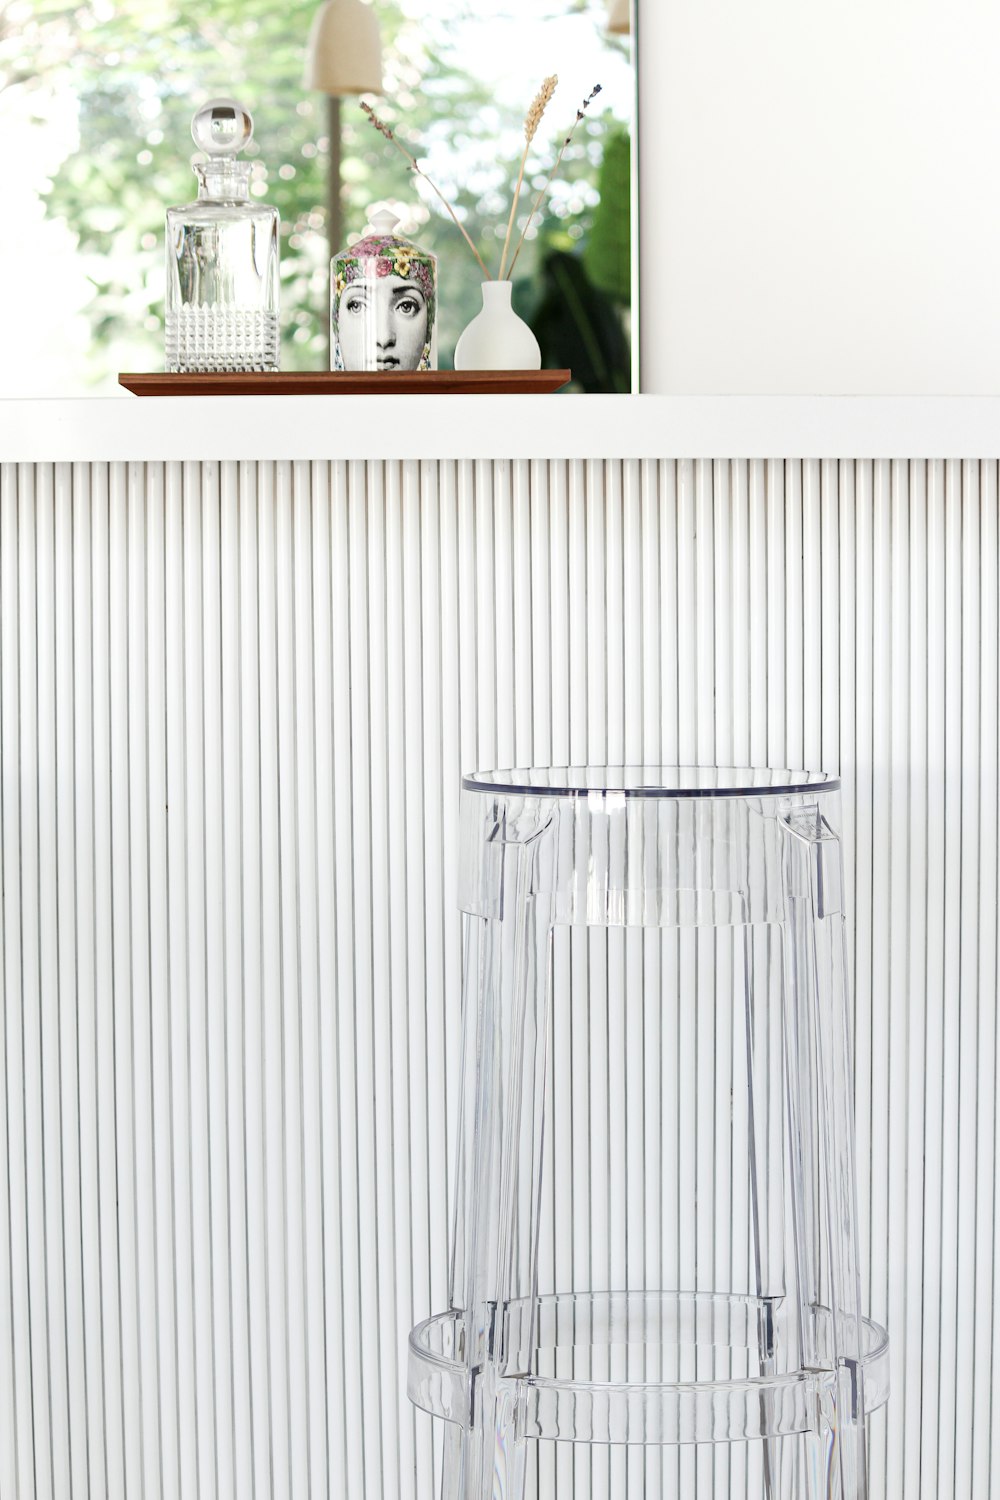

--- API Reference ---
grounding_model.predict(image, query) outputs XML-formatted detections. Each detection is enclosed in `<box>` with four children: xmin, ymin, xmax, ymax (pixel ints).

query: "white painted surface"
<box><xmin>1</xmin><ymin>454</ymin><xmax>996</xmax><ymax>1500</ymax></box>
<box><xmin>7</xmin><ymin>394</ymin><xmax>1000</xmax><ymax>459</ymax></box>
<box><xmin>637</xmin><ymin>0</ymin><xmax>1000</xmax><ymax>394</ymax></box>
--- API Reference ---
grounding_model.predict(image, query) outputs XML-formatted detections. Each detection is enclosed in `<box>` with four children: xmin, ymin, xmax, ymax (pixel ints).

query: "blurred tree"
<box><xmin>0</xmin><ymin>0</ymin><xmax>81</xmax><ymax>97</ymax></box>
<box><xmin>584</xmin><ymin>123</ymin><xmax>630</xmax><ymax>304</ymax></box>
<box><xmin>11</xmin><ymin>0</ymin><xmax>629</xmax><ymax>379</ymax></box>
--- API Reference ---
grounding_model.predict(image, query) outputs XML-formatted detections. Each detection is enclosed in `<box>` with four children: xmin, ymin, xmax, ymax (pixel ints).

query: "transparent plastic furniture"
<box><xmin>408</xmin><ymin>767</ymin><xmax>889</xmax><ymax>1500</ymax></box>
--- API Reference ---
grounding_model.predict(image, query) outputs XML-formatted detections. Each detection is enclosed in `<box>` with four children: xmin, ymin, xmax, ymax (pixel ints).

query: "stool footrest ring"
<box><xmin>408</xmin><ymin>1290</ymin><xmax>889</xmax><ymax>1446</ymax></box>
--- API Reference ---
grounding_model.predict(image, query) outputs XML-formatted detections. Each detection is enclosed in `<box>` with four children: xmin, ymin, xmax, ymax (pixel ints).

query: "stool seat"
<box><xmin>411</xmin><ymin>766</ymin><xmax>888</xmax><ymax>1500</ymax></box>
<box><xmin>461</xmin><ymin>764</ymin><xmax>837</xmax><ymax>796</ymax></box>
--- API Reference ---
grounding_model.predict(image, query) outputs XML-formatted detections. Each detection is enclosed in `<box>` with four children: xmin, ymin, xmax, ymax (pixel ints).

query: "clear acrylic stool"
<box><xmin>408</xmin><ymin>768</ymin><xmax>889</xmax><ymax>1500</ymax></box>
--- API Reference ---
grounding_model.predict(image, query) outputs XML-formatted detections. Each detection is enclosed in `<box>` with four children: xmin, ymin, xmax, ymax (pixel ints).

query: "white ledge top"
<box><xmin>4</xmin><ymin>394</ymin><xmax>1000</xmax><ymax>462</ymax></box>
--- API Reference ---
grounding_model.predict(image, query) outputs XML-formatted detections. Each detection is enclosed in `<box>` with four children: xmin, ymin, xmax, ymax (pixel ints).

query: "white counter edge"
<box><xmin>4</xmin><ymin>394</ymin><xmax>1000</xmax><ymax>461</ymax></box>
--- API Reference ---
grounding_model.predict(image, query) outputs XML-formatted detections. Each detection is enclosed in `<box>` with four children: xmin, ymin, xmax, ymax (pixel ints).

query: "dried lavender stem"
<box><xmin>505</xmin><ymin>142</ymin><xmax>570</xmax><ymax>281</ymax></box>
<box><xmin>507</xmin><ymin>85</ymin><xmax>602</xmax><ymax>280</ymax></box>
<box><xmin>395</xmin><ymin>140</ymin><xmax>492</xmax><ymax>279</ymax></box>
<box><xmin>362</xmin><ymin>104</ymin><xmax>491</xmax><ymax>279</ymax></box>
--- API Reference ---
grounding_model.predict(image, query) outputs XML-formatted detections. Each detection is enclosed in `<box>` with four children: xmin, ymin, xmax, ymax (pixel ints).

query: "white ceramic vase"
<box><xmin>453</xmin><ymin>280</ymin><xmax>541</xmax><ymax>371</ymax></box>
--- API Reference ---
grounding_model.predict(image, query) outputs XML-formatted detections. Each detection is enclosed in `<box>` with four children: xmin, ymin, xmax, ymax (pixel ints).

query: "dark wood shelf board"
<box><xmin>119</xmin><ymin>370</ymin><xmax>571</xmax><ymax>396</ymax></box>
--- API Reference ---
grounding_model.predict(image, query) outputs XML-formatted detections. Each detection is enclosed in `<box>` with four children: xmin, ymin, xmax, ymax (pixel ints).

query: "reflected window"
<box><xmin>0</xmin><ymin>0</ymin><xmax>633</xmax><ymax>393</ymax></box>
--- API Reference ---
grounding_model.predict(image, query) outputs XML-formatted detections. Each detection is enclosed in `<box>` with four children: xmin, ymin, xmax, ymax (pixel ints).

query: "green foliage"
<box><xmin>19</xmin><ymin>0</ymin><xmax>630</xmax><ymax>379</ymax></box>
<box><xmin>584</xmin><ymin>123</ymin><xmax>630</xmax><ymax>304</ymax></box>
<box><xmin>0</xmin><ymin>0</ymin><xmax>83</xmax><ymax>100</ymax></box>
<box><xmin>527</xmin><ymin>249</ymin><xmax>630</xmax><ymax>392</ymax></box>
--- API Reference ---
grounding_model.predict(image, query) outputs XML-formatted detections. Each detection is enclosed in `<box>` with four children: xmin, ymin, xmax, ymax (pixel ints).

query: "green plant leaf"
<box><xmin>526</xmin><ymin>249</ymin><xmax>630</xmax><ymax>393</ymax></box>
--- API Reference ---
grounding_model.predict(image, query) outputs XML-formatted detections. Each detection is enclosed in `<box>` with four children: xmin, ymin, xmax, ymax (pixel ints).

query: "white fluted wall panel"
<box><xmin>1</xmin><ymin>457</ymin><xmax>996</xmax><ymax>1499</ymax></box>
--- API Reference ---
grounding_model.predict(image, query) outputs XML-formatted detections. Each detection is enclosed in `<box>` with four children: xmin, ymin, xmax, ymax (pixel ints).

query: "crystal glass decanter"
<box><xmin>165</xmin><ymin>98</ymin><xmax>279</xmax><ymax>373</ymax></box>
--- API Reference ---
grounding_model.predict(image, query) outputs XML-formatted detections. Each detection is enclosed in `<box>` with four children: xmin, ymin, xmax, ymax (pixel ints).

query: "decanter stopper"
<box><xmin>190</xmin><ymin>98</ymin><xmax>254</xmax><ymax>157</ymax></box>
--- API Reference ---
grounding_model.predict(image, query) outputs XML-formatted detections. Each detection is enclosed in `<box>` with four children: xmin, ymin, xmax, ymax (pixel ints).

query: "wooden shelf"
<box><xmin>119</xmin><ymin>370</ymin><xmax>571</xmax><ymax>397</ymax></box>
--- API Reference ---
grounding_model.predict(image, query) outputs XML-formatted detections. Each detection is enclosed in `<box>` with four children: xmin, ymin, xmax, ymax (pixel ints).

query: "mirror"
<box><xmin>0</xmin><ymin>0</ymin><xmax>634</xmax><ymax>394</ymax></box>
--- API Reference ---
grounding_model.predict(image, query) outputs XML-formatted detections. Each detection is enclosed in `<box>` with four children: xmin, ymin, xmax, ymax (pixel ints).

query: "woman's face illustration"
<box><xmin>337</xmin><ymin>274</ymin><xmax>429</xmax><ymax>371</ymax></box>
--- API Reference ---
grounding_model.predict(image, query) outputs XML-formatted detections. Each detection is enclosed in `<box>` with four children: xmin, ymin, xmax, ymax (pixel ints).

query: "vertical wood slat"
<box><xmin>974</xmin><ymin>462</ymin><xmax>999</xmax><ymax>1500</ymax></box>
<box><xmin>55</xmin><ymin>462</ymin><xmax>89</xmax><ymax>1500</ymax></box>
<box><xmin>2</xmin><ymin>464</ymin><xmax>28</xmax><ymax>1500</ymax></box>
<box><xmin>307</xmin><ymin>457</ymin><xmax>345</xmax><ymax>1500</ymax></box>
<box><xmin>1</xmin><ymin>454</ymin><xmax>998</xmax><ymax>1500</ymax></box>
<box><xmin>219</xmin><ymin>458</ymin><xmax>252</xmax><ymax>1500</ymax></box>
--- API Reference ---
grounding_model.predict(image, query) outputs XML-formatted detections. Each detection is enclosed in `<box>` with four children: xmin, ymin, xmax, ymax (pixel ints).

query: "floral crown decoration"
<box><xmin>333</xmin><ymin>233</ymin><xmax>437</xmax><ymax>333</ymax></box>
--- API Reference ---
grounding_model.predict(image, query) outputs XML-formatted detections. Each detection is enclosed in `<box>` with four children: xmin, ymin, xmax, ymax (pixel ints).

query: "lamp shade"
<box><xmin>305</xmin><ymin>0</ymin><xmax>383</xmax><ymax>95</ymax></box>
<box><xmin>606</xmin><ymin>0</ymin><xmax>630</xmax><ymax>35</ymax></box>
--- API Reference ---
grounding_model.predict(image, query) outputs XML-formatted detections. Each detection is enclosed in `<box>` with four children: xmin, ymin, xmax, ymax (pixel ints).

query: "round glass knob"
<box><xmin>191</xmin><ymin>98</ymin><xmax>254</xmax><ymax>156</ymax></box>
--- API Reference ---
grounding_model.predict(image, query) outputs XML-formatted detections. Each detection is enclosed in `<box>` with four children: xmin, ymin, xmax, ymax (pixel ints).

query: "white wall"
<box><xmin>1</xmin><ymin>455</ymin><xmax>996</xmax><ymax>1500</ymax></box>
<box><xmin>639</xmin><ymin>1</ymin><xmax>1000</xmax><ymax>394</ymax></box>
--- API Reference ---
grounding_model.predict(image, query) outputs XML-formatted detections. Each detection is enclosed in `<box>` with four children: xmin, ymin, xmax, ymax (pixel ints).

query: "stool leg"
<box><xmin>744</xmin><ymin>924</ymin><xmax>798</xmax><ymax>1500</ymax></box>
<box><xmin>444</xmin><ymin>837</ymin><xmax>553</xmax><ymax>1500</ymax></box>
<box><xmin>780</xmin><ymin>807</ymin><xmax>868</xmax><ymax>1500</ymax></box>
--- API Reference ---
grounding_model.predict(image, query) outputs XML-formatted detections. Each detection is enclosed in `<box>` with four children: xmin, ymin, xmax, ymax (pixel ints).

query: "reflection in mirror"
<box><xmin>0</xmin><ymin>0</ymin><xmax>634</xmax><ymax>393</ymax></box>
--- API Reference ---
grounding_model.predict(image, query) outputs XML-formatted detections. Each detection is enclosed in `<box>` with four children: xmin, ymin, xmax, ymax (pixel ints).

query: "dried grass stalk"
<box><xmin>499</xmin><ymin>74</ymin><xmax>558</xmax><ymax>280</ymax></box>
